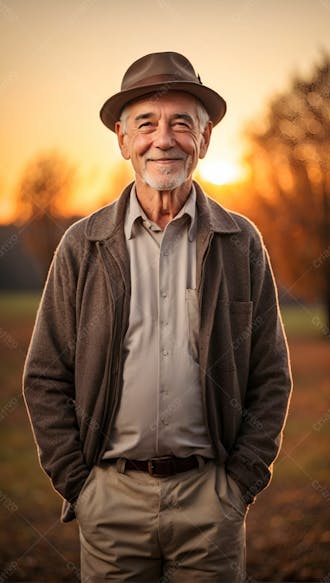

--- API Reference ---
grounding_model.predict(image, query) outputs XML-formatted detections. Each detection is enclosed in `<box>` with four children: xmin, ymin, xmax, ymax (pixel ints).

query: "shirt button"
<box><xmin>162</xmin><ymin>349</ymin><xmax>168</xmax><ymax>356</ymax></box>
<box><xmin>163</xmin><ymin>249</ymin><xmax>169</xmax><ymax>256</ymax></box>
<box><xmin>161</xmin><ymin>291</ymin><xmax>167</xmax><ymax>298</ymax></box>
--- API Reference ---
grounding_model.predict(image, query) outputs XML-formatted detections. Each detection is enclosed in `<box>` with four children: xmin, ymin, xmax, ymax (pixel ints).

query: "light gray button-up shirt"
<box><xmin>103</xmin><ymin>185</ymin><xmax>214</xmax><ymax>460</ymax></box>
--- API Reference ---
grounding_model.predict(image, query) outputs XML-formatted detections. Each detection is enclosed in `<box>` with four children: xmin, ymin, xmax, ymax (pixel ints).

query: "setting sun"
<box><xmin>199</xmin><ymin>158</ymin><xmax>245</xmax><ymax>186</ymax></box>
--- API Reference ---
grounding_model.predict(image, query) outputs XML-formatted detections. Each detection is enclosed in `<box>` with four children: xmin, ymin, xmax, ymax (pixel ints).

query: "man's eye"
<box><xmin>173</xmin><ymin>121</ymin><xmax>190</xmax><ymax>129</ymax></box>
<box><xmin>138</xmin><ymin>121</ymin><xmax>153</xmax><ymax>129</ymax></box>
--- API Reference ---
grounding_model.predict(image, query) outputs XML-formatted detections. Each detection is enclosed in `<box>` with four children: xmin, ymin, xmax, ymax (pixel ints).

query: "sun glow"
<box><xmin>199</xmin><ymin>158</ymin><xmax>245</xmax><ymax>186</ymax></box>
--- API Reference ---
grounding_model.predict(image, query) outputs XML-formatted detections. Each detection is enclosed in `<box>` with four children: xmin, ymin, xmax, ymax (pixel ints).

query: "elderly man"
<box><xmin>23</xmin><ymin>52</ymin><xmax>292</xmax><ymax>582</ymax></box>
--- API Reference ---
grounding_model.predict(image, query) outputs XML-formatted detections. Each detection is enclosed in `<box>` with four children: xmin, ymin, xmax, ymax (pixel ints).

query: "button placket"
<box><xmin>158</xmin><ymin>232</ymin><xmax>172</xmax><ymax>436</ymax></box>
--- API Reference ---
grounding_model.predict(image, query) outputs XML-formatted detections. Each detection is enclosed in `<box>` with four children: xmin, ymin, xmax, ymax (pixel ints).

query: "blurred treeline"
<box><xmin>244</xmin><ymin>51</ymin><xmax>329</xmax><ymax>326</ymax></box>
<box><xmin>1</xmin><ymin>53</ymin><xmax>329</xmax><ymax>329</ymax></box>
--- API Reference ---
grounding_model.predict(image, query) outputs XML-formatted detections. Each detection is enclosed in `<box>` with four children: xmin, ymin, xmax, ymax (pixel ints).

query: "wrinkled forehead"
<box><xmin>121</xmin><ymin>90</ymin><xmax>200</xmax><ymax>119</ymax></box>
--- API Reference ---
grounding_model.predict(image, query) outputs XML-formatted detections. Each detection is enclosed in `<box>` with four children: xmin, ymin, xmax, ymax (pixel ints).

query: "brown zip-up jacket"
<box><xmin>23</xmin><ymin>182</ymin><xmax>292</xmax><ymax>522</ymax></box>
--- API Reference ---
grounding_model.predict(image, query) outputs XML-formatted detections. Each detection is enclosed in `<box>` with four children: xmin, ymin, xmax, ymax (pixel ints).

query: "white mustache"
<box><xmin>145</xmin><ymin>153</ymin><xmax>187</xmax><ymax>162</ymax></box>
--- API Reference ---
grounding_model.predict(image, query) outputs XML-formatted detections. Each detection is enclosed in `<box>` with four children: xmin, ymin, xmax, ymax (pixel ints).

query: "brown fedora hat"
<box><xmin>100</xmin><ymin>51</ymin><xmax>226</xmax><ymax>132</ymax></box>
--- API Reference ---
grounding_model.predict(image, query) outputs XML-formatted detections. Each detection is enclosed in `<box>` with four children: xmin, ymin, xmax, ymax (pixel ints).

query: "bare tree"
<box><xmin>15</xmin><ymin>151</ymin><xmax>76</xmax><ymax>279</ymax></box>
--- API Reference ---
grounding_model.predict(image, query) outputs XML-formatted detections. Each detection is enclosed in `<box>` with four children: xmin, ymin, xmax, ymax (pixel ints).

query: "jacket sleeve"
<box><xmin>23</xmin><ymin>230</ymin><xmax>90</xmax><ymax>505</ymax></box>
<box><xmin>226</xmin><ymin>228</ymin><xmax>293</xmax><ymax>503</ymax></box>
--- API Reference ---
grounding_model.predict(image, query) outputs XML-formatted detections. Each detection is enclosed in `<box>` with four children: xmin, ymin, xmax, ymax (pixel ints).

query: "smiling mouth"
<box><xmin>148</xmin><ymin>158</ymin><xmax>184</xmax><ymax>163</ymax></box>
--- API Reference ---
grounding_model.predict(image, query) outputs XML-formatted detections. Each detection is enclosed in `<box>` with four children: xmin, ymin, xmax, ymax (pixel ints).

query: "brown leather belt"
<box><xmin>106</xmin><ymin>455</ymin><xmax>205</xmax><ymax>477</ymax></box>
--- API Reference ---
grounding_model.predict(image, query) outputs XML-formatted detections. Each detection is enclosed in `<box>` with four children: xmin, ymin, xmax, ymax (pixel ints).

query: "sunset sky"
<box><xmin>1</xmin><ymin>0</ymin><xmax>330</xmax><ymax>221</ymax></box>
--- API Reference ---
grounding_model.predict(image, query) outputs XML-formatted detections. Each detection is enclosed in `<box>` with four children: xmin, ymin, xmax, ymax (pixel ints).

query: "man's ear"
<box><xmin>115</xmin><ymin>121</ymin><xmax>130</xmax><ymax>160</ymax></box>
<box><xmin>199</xmin><ymin>120</ymin><xmax>213</xmax><ymax>159</ymax></box>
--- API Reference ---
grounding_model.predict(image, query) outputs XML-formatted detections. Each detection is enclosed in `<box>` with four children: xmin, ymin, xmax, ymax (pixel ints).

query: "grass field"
<box><xmin>0</xmin><ymin>293</ymin><xmax>329</xmax><ymax>582</ymax></box>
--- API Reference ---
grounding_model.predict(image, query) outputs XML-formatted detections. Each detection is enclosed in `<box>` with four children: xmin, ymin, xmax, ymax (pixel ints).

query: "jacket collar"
<box><xmin>85</xmin><ymin>183</ymin><xmax>133</xmax><ymax>242</ymax></box>
<box><xmin>85</xmin><ymin>180</ymin><xmax>241</xmax><ymax>242</ymax></box>
<box><xmin>194</xmin><ymin>181</ymin><xmax>241</xmax><ymax>234</ymax></box>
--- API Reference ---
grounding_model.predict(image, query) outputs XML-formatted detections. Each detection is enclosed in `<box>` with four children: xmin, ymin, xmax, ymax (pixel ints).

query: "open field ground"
<box><xmin>0</xmin><ymin>293</ymin><xmax>329</xmax><ymax>582</ymax></box>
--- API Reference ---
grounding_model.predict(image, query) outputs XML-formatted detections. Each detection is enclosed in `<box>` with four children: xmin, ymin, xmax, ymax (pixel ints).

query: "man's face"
<box><xmin>115</xmin><ymin>92</ymin><xmax>212</xmax><ymax>191</ymax></box>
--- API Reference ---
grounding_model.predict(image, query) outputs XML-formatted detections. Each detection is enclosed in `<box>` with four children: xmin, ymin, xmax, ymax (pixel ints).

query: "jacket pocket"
<box><xmin>213</xmin><ymin>300</ymin><xmax>253</xmax><ymax>373</ymax></box>
<box><xmin>185</xmin><ymin>289</ymin><xmax>200</xmax><ymax>362</ymax></box>
<box><xmin>229</xmin><ymin>300</ymin><xmax>253</xmax><ymax>344</ymax></box>
<box><xmin>229</xmin><ymin>301</ymin><xmax>253</xmax><ymax>385</ymax></box>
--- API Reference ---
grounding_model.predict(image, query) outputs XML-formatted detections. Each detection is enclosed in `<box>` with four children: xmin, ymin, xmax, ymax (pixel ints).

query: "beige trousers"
<box><xmin>75</xmin><ymin>459</ymin><xmax>248</xmax><ymax>582</ymax></box>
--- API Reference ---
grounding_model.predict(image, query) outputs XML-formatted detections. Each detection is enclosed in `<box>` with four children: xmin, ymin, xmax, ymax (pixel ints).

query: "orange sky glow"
<box><xmin>1</xmin><ymin>0</ymin><xmax>329</xmax><ymax>223</ymax></box>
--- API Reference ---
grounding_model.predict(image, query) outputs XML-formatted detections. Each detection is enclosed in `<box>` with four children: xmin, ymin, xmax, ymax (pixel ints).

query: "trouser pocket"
<box><xmin>75</xmin><ymin>465</ymin><xmax>96</xmax><ymax>517</ymax></box>
<box><xmin>214</xmin><ymin>464</ymin><xmax>248</xmax><ymax>518</ymax></box>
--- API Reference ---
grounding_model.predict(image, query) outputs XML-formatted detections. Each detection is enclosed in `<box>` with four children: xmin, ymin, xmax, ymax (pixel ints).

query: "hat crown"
<box><xmin>121</xmin><ymin>52</ymin><xmax>202</xmax><ymax>91</ymax></box>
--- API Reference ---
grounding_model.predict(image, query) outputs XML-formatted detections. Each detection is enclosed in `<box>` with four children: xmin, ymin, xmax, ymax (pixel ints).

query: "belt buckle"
<box><xmin>148</xmin><ymin>456</ymin><xmax>175</xmax><ymax>477</ymax></box>
<box><xmin>147</xmin><ymin>459</ymin><xmax>155</xmax><ymax>476</ymax></box>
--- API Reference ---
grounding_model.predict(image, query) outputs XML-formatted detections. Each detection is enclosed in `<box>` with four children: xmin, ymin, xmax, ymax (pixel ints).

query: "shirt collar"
<box><xmin>124</xmin><ymin>185</ymin><xmax>146</xmax><ymax>240</ymax></box>
<box><xmin>174</xmin><ymin>184</ymin><xmax>197</xmax><ymax>242</ymax></box>
<box><xmin>124</xmin><ymin>184</ymin><xmax>197</xmax><ymax>241</ymax></box>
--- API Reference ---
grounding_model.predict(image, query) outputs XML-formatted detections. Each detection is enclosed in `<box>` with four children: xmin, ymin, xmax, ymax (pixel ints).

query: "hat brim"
<box><xmin>100</xmin><ymin>81</ymin><xmax>226</xmax><ymax>131</ymax></box>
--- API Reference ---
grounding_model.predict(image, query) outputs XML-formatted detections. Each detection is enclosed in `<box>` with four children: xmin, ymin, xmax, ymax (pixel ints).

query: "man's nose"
<box><xmin>153</xmin><ymin>122</ymin><xmax>175</xmax><ymax>149</ymax></box>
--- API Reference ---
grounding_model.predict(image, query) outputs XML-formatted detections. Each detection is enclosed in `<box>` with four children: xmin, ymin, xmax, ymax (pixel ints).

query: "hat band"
<box><xmin>122</xmin><ymin>72</ymin><xmax>202</xmax><ymax>91</ymax></box>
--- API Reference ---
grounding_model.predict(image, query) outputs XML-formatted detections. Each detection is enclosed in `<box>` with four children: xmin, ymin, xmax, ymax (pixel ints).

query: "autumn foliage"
<box><xmin>242</xmin><ymin>53</ymin><xmax>330</xmax><ymax>329</ymax></box>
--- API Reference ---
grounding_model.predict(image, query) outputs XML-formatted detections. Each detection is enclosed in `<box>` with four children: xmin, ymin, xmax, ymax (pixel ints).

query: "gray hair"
<box><xmin>195</xmin><ymin>100</ymin><xmax>210</xmax><ymax>132</ymax></box>
<box><xmin>119</xmin><ymin>96</ymin><xmax>210</xmax><ymax>134</ymax></box>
